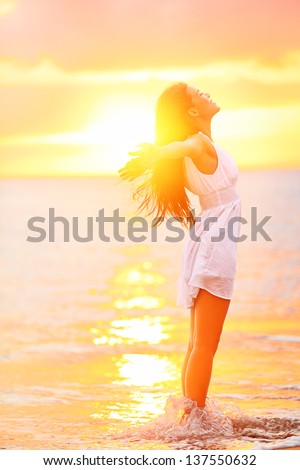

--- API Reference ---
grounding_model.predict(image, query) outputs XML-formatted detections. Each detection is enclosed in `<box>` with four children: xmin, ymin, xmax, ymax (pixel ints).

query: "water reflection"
<box><xmin>89</xmin><ymin>245</ymin><xmax>179</xmax><ymax>427</ymax></box>
<box><xmin>113</xmin><ymin>353</ymin><xmax>178</xmax><ymax>387</ymax></box>
<box><xmin>107</xmin><ymin>391</ymin><xmax>167</xmax><ymax>424</ymax></box>
<box><xmin>114</xmin><ymin>296</ymin><xmax>161</xmax><ymax>310</ymax></box>
<box><xmin>91</xmin><ymin>251</ymin><xmax>168</xmax><ymax>314</ymax></box>
<box><xmin>91</xmin><ymin>315</ymin><xmax>171</xmax><ymax>345</ymax></box>
<box><xmin>105</xmin><ymin>352</ymin><xmax>179</xmax><ymax>424</ymax></box>
<box><xmin>112</xmin><ymin>261</ymin><xmax>166</xmax><ymax>310</ymax></box>
<box><xmin>90</xmin><ymin>248</ymin><xmax>172</xmax><ymax>347</ymax></box>
<box><xmin>110</xmin><ymin>317</ymin><xmax>169</xmax><ymax>344</ymax></box>
<box><xmin>115</xmin><ymin>262</ymin><xmax>165</xmax><ymax>286</ymax></box>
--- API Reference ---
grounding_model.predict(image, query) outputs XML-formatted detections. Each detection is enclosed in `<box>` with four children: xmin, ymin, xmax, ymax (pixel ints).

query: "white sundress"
<box><xmin>176</xmin><ymin>141</ymin><xmax>242</xmax><ymax>309</ymax></box>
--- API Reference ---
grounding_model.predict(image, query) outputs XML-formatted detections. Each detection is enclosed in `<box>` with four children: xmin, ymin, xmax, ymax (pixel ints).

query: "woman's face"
<box><xmin>187</xmin><ymin>85</ymin><xmax>220</xmax><ymax>118</ymax></box>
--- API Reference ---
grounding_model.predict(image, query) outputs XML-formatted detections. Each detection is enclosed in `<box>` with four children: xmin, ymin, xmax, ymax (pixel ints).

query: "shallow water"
<box><xmin>109</xmin><ymin>395</ymin><xmax>300</xmax><ymax>450</ymax></box>
<box><xmin>0</xmin><ymin>171</ymin><xmax>300</xmax><ymax>449</ymax></box>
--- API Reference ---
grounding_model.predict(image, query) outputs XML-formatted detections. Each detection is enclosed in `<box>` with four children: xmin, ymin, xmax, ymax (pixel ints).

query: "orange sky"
<box><xmin>0</xmin><ymin>0</ymin><xmax>300</xmax><ymax>176</ymax></box>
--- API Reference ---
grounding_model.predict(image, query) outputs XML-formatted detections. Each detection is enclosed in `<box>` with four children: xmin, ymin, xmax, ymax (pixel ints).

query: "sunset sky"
<box><xmin>0</xmin><ymin>0</ymin><xmax>299</xmax><ymax>176</ymax></box>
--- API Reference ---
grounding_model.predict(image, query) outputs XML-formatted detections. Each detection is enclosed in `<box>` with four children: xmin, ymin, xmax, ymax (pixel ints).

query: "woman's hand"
<box><xmin>118</xmin><ymin>143</ymin><xmax>160</xmax><ymax>181</ymax></box>
<box><xmin>128</xmin><ymin>142</ymin><xmax>160</xmax><ymax>161</ymax></box>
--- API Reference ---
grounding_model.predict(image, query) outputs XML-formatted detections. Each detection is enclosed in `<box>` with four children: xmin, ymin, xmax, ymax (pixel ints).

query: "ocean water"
<box><xmin>0</xmin><ymin>170</ymin><xmax>299</xmax><ymax>450</ymax></box>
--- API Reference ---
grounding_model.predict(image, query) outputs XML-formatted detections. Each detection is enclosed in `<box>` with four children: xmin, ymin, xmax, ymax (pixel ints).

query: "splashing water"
<box><xmin>112</xmin><ymin>395</ymin><xmax>234</xmax><ymax>443</ymax></box>
<box><xmin>110</xmin><ymin>395</ymin><xmax>300</xmax><ymax>449</ymax></box>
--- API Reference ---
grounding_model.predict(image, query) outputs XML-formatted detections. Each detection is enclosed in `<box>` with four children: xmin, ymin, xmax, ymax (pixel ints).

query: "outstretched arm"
<box><xmin>129</xmin><ymin>132</ymin><xmax>206</xmax><ymax>161</ymax></box>
<box><xmin>118</xmin><ymin>133</ymin><xmax>207</xmax><ymax>181</ymax></box>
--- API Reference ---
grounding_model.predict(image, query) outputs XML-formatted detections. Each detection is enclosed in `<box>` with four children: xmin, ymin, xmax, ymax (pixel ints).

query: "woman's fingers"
<box><xmin>119</xmin><ymin>144</ymin><xmax>156</xmax><ymax>181</ymax></box>
<box><xmin>128</xmin><ymin>142</ymin><xmax>154</xmax><ymax>157</ymax></box>
<box><xmin>136</xmin><ymin>142</ymin><xmax>152</xmax><ymax>148</ymax></box>
<box><xmin>118</xmin><ymin>157</ymin><xmax>146</xmax><ymax>181</ymax></box>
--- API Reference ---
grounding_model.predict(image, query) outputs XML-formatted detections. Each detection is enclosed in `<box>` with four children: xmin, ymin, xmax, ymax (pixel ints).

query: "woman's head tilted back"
<box><xmin>133</xmin><ymin>82</ymin><xmax>218</xmax><ymax>228</ymax></box>
<box><xmin>155</xmin><ymin>82</ymin><xmax>220</xmax><ymax>145</ymax></box>
<box><xmin>155</xmin><ymin>82</ymin><xmax>195</xmax><ymax>145</ymax></box>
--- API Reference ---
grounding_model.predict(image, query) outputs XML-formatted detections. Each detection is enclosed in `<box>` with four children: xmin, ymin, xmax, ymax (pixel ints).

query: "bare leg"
<box><xmin>184</xmin><ymin>289</ymin><xmax>230</xmax><ymax>408</ymax></box>
<box><xmin>181</xmin><ymin>305</ymin><xmax>195</xmax><ymax>396</ymax></box>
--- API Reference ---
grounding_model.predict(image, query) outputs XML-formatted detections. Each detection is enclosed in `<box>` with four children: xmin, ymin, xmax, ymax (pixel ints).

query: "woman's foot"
<box><xmin>179</xmin><ymin>399</ymin><xmax>205</xmax><ymax>426</ymax></box>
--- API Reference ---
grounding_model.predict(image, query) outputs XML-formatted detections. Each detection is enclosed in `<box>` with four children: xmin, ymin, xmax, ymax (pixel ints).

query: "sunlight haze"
<box><xmin>0</xmin><ymin>0</ymin><xmax>299</xmax><ymax>177</ymax></box>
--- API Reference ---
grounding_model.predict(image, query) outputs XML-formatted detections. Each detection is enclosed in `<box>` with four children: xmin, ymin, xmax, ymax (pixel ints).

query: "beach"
<box><xmin>0</xmin><ymin>171</ymin><xmax>299</xmax><ymax>450</ymax></box>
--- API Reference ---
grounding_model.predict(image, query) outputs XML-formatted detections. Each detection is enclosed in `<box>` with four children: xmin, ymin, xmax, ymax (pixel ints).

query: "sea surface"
<box><xmin>0</xmin><ymin>170</ymin><xmax>300</xmax><ymax>450</ymax></box>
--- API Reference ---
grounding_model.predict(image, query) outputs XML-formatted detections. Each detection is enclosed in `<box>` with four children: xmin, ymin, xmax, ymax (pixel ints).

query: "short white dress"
<box><xmin>176</xmin><ymin>141</ymin><xmax>241</xmax><ymax>308</ymax></box>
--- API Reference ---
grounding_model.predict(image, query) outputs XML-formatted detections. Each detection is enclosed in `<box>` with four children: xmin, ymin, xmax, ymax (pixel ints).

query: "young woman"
<box><xmin>118</xmin><ymin>82</ymin><xmax>241</xmax><ymax>418</ymax></box>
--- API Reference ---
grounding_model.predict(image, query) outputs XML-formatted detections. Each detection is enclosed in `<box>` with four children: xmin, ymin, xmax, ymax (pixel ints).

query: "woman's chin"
<box><xmin>212</xmin><ymin>105</ymin><xmax>221</xmax><ymax>115</ymax></box>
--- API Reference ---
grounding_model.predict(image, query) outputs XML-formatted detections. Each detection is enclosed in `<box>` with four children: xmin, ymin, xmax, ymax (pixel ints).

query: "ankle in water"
<box><xmin>183</xmin><ymin>397</ymin><xmax>205</xmax><ymax>414</ymax></box>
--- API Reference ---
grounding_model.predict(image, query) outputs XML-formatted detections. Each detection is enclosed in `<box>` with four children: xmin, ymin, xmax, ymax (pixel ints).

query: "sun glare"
<box><xmin>21</xmin><ymin>101</ymin><xmax>153</xmax><ymax>148</ymax></box>
<box><xmin>0</xmin><ymin>0</ymin><xmax>16</xmax><ymax>16</ymax></box>
<box><xmin>5</xmin><ymin>97</ymin><xmax>156</xmax><ymax>175</ymax></box>
<box><xmin>85</xmin><ymin>99</ymin><xmax>155</xmax><ymax>167</ymax></box>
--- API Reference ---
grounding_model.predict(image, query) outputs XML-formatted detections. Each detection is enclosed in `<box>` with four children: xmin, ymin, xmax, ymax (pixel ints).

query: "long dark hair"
<box><xmin>123</xmin><ymin>82</ymin><xmax>197</xmax><ymax>228</ymax></box>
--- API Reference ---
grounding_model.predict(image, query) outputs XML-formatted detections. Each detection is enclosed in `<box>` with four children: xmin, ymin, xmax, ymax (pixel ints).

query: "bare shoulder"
<box><xmin>186</xmin><ymin>132</ymin><xmax>215</xmax><ymax>158</ymax></box>
<box><xmin>186</xmin><ymin>132</ymin><xmax>218</xmax><ymax>175</ymax></box>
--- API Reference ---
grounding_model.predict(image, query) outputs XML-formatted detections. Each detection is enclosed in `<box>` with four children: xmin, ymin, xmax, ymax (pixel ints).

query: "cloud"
<box><xmin>1</xmin><ymin>52</ymin><xmax>300</xmax><ymax>139</ymax></box>
<box><xmin>2</xmin><ymin>51</ymin><xmax>300</xmax><ymax>85</ymax></box>
<box><xmin>0</xmin><ymin>0</ymin><xmax>299</xmax><ymax>70</ymax></box>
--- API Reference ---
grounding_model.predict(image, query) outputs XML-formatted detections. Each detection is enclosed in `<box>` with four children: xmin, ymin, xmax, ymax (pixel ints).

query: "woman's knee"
<box><xmin>192</xmin><ymin>336</ymin><xmax>220</xmax><ymax>356</ymax></box>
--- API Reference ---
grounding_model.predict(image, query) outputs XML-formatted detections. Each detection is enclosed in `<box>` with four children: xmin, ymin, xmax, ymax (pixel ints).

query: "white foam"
<box><xmin>253</xmin><ymin>435</ymin><xmax>300</xmax><ymax>449</ymax></box>
<box><xmin>110</xmin><ymin>394</ymin><xmax>300</xmax><ymax>448</ymax></box>
<box><xmin>112</xmin><ymin>395</ymin><xmax>234</xmax><ymax>443</ymax></box>
<box><xmin>264</xmin><ymin>384</ymin><xmax>300</xmax><ymax>391</ymax></box>
<box><xmin>261</xmin><ymin>335</ymin><xmax>300</xmax><ymax>343</ymax></box>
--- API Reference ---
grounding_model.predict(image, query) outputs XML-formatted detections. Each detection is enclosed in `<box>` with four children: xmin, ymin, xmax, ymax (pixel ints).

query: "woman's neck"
<box><xmin>196</xmin><ymin>120</ymin><xmax>213</xmax><ymax>140</ymax></box>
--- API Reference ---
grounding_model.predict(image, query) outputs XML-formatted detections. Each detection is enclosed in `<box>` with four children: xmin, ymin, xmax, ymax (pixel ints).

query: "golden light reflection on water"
<box><xmin>90</xmin><ymin>352</ymin><xmax>175</xmax><ymax>423</ymax></box>
<box><xmin>112</xmin><ymin>262</ymin><xmax>166</xmax><ymax>310</ymax></box>
<box><xmin>115</xmin><ymin>262</ymin><xmax>165</xmax><ymax>286</ymax></box>
<box><xmin>111</xmin><ymin>317</ymin><xmax>169</xmax><ymax>344</ymax></box>
<box><xmin>89</xmin><ymin>252</ymin><xmax>178</xmax><ymax>424</ymax></box>
<box><xmin>106</xmin><ymin>391</ymin><xmax>167</xmax><ymax>424</ymax></box>
<box><xmin>92</xmin><ymin>336</ymin><xmax>122</xmax><ymax>346</ymax></box>
<box><xmin>91</xmin><ymin>315</ymin><xmax>170</xmax><ymax>345</ymax></box>
<box><xmin>114</xmin><ymin>296</ymin><xmax>162</xmax><ymax>310</ymax></box>
<box><xmin>113</xmin><ymin>353</ymin><xmax>178</xmax><ymax>387</ymax></box>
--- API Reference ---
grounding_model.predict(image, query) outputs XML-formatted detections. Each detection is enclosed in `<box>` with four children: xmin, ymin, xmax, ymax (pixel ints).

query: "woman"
<box><xmin>118</xmin><ymin>82</ymin><xmax>241</xmax><ymax>418</ymax></box>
